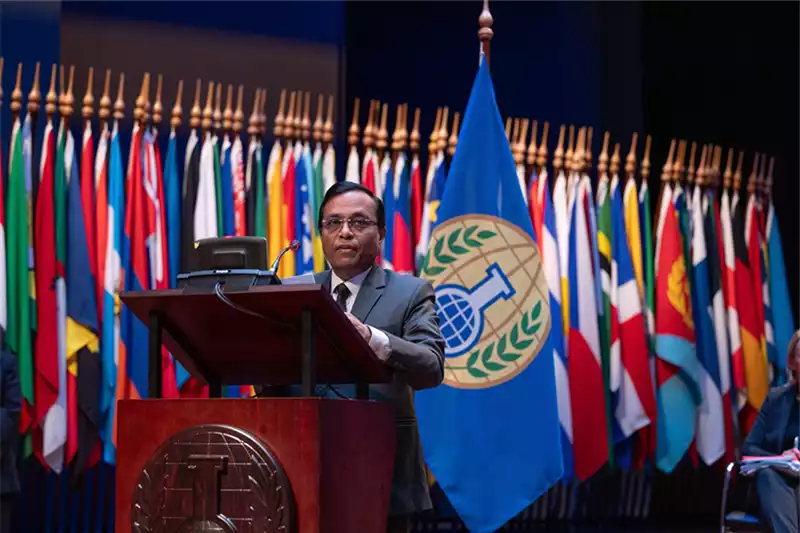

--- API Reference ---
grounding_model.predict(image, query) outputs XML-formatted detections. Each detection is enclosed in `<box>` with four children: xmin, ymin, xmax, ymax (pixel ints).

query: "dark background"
<box><xmin>0</xmin><ymin>0</ymin><xmax>796</xmax><ymax>321</ymax></box>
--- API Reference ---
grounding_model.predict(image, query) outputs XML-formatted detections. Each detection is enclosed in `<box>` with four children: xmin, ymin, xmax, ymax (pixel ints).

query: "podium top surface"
<box><xmin>121</xmin><ymin>284</ymin><xmax>393</xmax><ymax>386</ymax></box>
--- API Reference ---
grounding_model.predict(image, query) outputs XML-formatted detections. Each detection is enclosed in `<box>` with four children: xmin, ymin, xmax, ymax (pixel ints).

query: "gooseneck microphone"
<box><xmin>269</xmin><ymin>240</ymin><xmax>300</xmax><ymax>274</ymax></box>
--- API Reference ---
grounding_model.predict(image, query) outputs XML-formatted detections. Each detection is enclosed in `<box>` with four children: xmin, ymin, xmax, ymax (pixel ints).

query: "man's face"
<box><xmin>320</xmin><ymin>191</ymin><xmax>385</xmax><ymax>278</ymax></box>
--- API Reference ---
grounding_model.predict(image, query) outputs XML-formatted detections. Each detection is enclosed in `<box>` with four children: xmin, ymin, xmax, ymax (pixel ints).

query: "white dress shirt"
<box><xmin>330</xmin><ymin>269</ymin><xmax>392</xmax><ymax>362</ymax></box>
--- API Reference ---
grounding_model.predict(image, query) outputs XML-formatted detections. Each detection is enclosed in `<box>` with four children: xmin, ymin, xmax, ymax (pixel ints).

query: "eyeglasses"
<box><xmin>320</xmin><ymin>216</ymin><xmax>377</xmax><ymax>233</ymax></box>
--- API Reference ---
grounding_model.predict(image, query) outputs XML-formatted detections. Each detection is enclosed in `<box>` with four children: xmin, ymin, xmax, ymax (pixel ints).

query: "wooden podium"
<box><xmin>117</xmin><ymin>284</ymin><xmax>396</xmax><ymax>533</ymax></box>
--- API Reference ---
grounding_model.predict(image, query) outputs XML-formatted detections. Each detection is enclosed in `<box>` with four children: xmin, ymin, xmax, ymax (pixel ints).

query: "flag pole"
<box><xmin>478</xmin><ymin>0</ymin><xmax>494</xmax><ymax>65</ymax></box>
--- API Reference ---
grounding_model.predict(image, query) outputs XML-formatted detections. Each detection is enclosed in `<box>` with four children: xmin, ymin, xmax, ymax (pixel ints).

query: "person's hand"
<box><xmin>345</xmin><ymin>312</ymin><xmax>372</xmax><ymax>344</ymax></box>
<box><xmin>780</xmin><ymin>448</ymin><xmax>800</xmax><ymax>460</ymax></box>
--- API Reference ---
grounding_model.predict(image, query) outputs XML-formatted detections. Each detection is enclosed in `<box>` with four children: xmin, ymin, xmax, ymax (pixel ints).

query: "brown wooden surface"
<box><xmin>117</xmin><ymin>398</ymin><xmax>396</xmax><ymax>533</ymax></box>
<box><xmin>120</xmin><ymin>284</ymin><xmax>392</xmax><ymax>386</ymax></box>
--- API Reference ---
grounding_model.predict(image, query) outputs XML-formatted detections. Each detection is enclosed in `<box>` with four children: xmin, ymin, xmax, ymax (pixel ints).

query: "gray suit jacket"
<box><xmin>313</xmin><ymin>265</ymin><xmax>445</xmax><ymax>516</ymax></box>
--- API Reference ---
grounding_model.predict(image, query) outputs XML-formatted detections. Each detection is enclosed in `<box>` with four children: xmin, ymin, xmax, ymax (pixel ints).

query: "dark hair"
<box><xmin>318</xmin><ymin>181</ymin><xmax>385</xmax><ymax>230</ymax></box>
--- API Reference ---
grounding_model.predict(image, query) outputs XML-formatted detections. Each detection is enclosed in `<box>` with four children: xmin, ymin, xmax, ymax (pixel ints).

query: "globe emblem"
<box><xmin>420</xmin><ymin>214</ymin><xmax>550</xmax><ymax>389</ymax></box>
<box><xmin>436</xmin><ymin>264</ymin><xmax>515</xmax><ymax>357</ymax></box>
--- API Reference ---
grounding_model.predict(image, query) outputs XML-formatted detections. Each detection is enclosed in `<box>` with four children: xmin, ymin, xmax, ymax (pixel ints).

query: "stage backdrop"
<box><xmin>0</xmin><ymin>0</ymin><xmax>796</xmax><ymax>324</ymax></box>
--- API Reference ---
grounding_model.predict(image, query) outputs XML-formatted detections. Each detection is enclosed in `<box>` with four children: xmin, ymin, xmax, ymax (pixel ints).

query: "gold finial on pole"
<box><xmin>98</xmin><ymin>69</ymin><xmax>111</xmax><ymax>126</ymax></box>
<box><xmin>81</xmin><ymin>66</ymin><xmax>94</xmax><ymax>123</ymax></box>
<box><xmin>171</xmin><ymin>80</ymin><xmax>183</xmax><ymax>130</ymax></box>
<box><xmin>429</xmin><ymin>107</ymin><xmax>442</xmax><ymax>157</ymax></box>
<box><xmin>45</xmin><ymin>64</ymin><xmax>59</xmax><ymax>120</ymax></box>
<box><xmin>258</xmin><ymin>88</ymin><xmax>268</xmax><ymax>138</ymax></box>
<box><xmin>536</xmin><ymin>121</ymin><xmax>549</xmax><ymax>172</ymax></box>
<box><xmin>323</xmin><ymin>94</ymin><xmax>334</xmax><ymax>146</ymax></box>
<box><xmin>232</xmin><ymin>85</ymin><xmax>244</xmax><ymax>136</ymax></box>
<box><xmin>671</xmin><ymin>140</ymin><xmax>686</xmax><ymax>184</ymax></box>
<box><xmin>438</xmin><ymin>107</ymin><xmax>450</xmax><ymax>153</ymax></box>
<box><xmin>347</xmin><ymin>97</ymin><xmax>360</xmax><ymax>148</ymax></box>
<box><xmin>247</xmin><ymin>89</ymin><xmax>261</xmax><ymax>139</ymax></box>
<box><xmin>757</xmin><ymin>152</ymin><xmax>767</xmax><ymax>196</ymax></box>
<box><xmin>526</xmin><ymin>120</ymin><xmax>538</xmax><ymax>168</ymax></box>
<box><xmin>624</xmin><ymin>132</ymin><xmax>638</xmax><ymax>179</ymax></box>
<box><xmin>189</xmin><ymin>79</ymin><xmax>201</xmax><ymax>129</ymax></box>
<box><xmin>313</xmin><ymin>94</ymin><xmax>324</xmax><ymax>145</ymax></box>
<box><xmin>284</xmin><ymin>90</ymin><xmax>296</xmax><ymax>141</ymax></box>
<box><xmin>410</xmin><ymin>108</ymin><xmax>421</xmax><ymax>154</ymax></box>
<box><xmin>113</xmin><ymin>72</ymin><xmax>125</xmax><ymax>122</ymax></box>
<box><xmin>641</xmin><ymin>135</ymin><xmax>652</xmax><ymax>181</ymax></box>
<box><xmin>765</xmin><ymin>156</ymin><xmax>774</xmax><ymax>197</ymax></box>
<box><xmin>152</xmin><ymin>74</ymin><xmax>164</xmax><ymax>127</ymax></box>
<box><xmin>212</xmin><ymin>82</ymin><xmax>222</xmax><ymax>132</ymax></box>
<box><xmin>376</xmin><ymin>102</ymin><xmax>388</xmax><ymax>160</ymax></box>
<box><xmin>598</xmin><ymin>131</ymin><xmax>610</xmax><ymax>176</ymax></box>
<box><xmin>27</xmin><ymin>62</ymin><xmax>41</xmax><ymax>116</ymax></box>
<box><xmin>448</xmin><ymin>112</ymin><xmax>461</xmax><ymax>158</ymax></box>
<box><xmin>398</xmin><ymin>104</ymin><xmax>409</xmax><ymax>151</ymax></box>
<box><xmin>694</xmin><ymin>144</ymin><xmax>706</xmax><ymax>186</ymax></box>
<box><xmin>63</xmin><ymin>65</ymin><xmax>76</xmax><ymax>123</ymax></box>
<box><xmin>584</xmin><ymin>127</ymin><xmax>593</xmax><ymax>171</ymax></box>
<box><xmin>302</xmin><ymin>91</ymin><xmax>312</xmax><ymax>142</ymax></box>
<box><xmin>687</xmin><ymin>142</ymin><xmax>697</xmax><ymax>185</ymax></box>
<box><xmin>747</xmin><ymin>153</ymin><xmax>759</xmax><ymax>194</ymax></box>
<box><xmin>552</xmin><ymin>124</ymin><xmax>565</xmax><ymax>174</ymax></box>
<box><xmin>10</xmin><ymin>63</ymin><xmax>23</xmax><ymax>117</ymax></box>
<box><xmin>201</xmin><ymin>81</ymin><xmax>214</xmax><ymax>132</ymax></box>
<box><xmin>478</xmin><ymin>0</ymin><xmax>494</xmax><ymax>65</ymax></box>
<box><xmin>661</xmin><ymin>140</ymin><xmax>676</xmax><ymax>182</ymax></box>
<box><xmin>272</xmin><ymin>89</ymin><xmax>286</xmax><ymax>139</ymax></box>
<box><xmin>222</xmin><ymin>85</ymin><xmax>233</xmax><ymax>133</ymax></box>
<box><xmin>610</xmin><ymin>142</ymin><xmax>621</xmax><ymax>176</ymax></box>
<box><xmin>565</xmin><ymin>125</ymin><xmax>575</xmax><ymax>173</ymax></box>
<box><xmin>723</xmin><ymin>148</ymin><xmax>734</xmax><ymax>189</ymax></box>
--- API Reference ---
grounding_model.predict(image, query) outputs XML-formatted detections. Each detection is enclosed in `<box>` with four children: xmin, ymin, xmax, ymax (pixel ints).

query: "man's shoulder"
<box><xmin>382</xmin><ymin>268</ymin><xmax>431</xmax><ymax>294</ymax></box>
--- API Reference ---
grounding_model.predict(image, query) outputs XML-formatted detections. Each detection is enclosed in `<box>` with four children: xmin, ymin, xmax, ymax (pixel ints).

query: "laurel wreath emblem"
<box><xmin>448</xmin><ymin>301</ymin><xmax>543</xmax><ymax>378</ymax></box>
<box><xmin>421</xmin><ymin>225</ymin><xmax>497</xmax><ymax>277</ymax></box>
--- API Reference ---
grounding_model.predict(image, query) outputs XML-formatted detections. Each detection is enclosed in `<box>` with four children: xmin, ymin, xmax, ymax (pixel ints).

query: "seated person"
<box><xmin>742</xmin><ymin>330</ymin><xmax>800</xmax><ymax>533</ymax></box>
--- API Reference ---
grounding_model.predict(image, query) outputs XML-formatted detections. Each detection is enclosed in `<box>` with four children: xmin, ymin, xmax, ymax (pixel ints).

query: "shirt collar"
<box><xmin>330</xmin><ymin>266</ymin><xmax>371</xmax><ymax>296</ymax></box>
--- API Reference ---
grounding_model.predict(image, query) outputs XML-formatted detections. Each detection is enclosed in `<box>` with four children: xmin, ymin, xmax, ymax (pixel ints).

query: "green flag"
<box><xmin>596</xmin><ymin>173</ymin><xmax>615</xmax><ymax>465</ymax></box>
<box><xmin>213</xmin><ymin>135</ymin><xmax>223</xmax><ymax>236</ymax></box>
<box><xmin>253</xmin><ymin>141</ymin><xmax>266</xmax><ymax>238</ymax></box>
<box><xmin>640</xmin><ymin>180</ymin><xmax>655</xmax><ymax>354</ymax></box>
<box><xmin>7</xmin><ymin>118</ymin><xmax>33</xmax><ymax>455</ymax></box>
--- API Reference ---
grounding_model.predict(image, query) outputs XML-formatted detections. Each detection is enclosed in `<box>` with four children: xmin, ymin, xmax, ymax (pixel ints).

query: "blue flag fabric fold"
<box><xmin>416</xmin><ymin>55</ymin><xmax>563</xmax><ymax>533</ymax></box>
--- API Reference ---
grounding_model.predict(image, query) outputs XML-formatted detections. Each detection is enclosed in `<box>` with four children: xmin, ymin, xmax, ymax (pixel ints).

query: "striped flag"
<box><xmin>34</xmin><ymin>117</ymin><xmax>58</xmax><ymax>467</ymax></box>
<box><xmin>196</xmin><ymin>132</ymin><xmax>219</xmax><ymax>241</ymax></box>
<box><xmin>654</xmin><ymin>183</ymin><xmax>699</xmax><ymax>473</ymax></box>
<box><xmin>611</xmin><ymin>176</ymin><xmax>652</xmax><ymax>456</ymax></box>
<box><xmin>690</xmin><ymin>184</ymin><xmax>724</xmax><ymax>465</ymax></box>
<box><xmin>265</xmin><ymin>138</ymin><xmax>282</xmax><ymax>263</ymax></box>
<box><xmin>121</xmin><ymin>124</ymin><xmax>149</xmax><ymax>401</ymax></box>
<box><xmin>625</xmin><ymin>176</ymin><xmax>657</xmax><ymax>465</ymax></box>
<box><xmin>596</xmin><ymin>170</ymin><xmax>615</xmax><ymax>464</ymax></box>
<box><xmin>528</xmin><ymin>170</ymin><xmax>542</xmax><ymax>245</ymax></box>
<box><xmin>143</xmin><ymin>130</ymin><xmax>178</xmax><ymax>399</ymax></box>
<box><xmin>280</xmin><ymin>138</ymin><xmax>296</xmax><ymax>278</ymax></box>
<box><xmin>568</xmin><ymin>175</ymin><xmax>609</xmax><ymax>480</ymax></box>
<box><xmin>541</xmin><ymin>174</ymin><xmax>573</xmax><ymax>479</ymax></box>
<box><xmin>232</xmin><ymin>132</ymin><xmax>247</xmax><ymax>237</ymax></box>
<box><xmin>415</xmin><ymin>151</ymin><xmax>445</xmax><ymax>271</ymax></box>
<box><xmin>409</xmin><ymin>151</ymin><xmax>423</xmax><ymax>261</ymax></box>
<box><xmin>553</xmin><ymin>169</ymin><xmax>572</xmax><ymax>343</ymax></box>
<box><xmin>303</xmin><ymin>138</ymin><xmax>324</xmax><ymax>272</ymax></box>
<box><xmin>100</xmin><ymin>119</ymin><xmax>124</xmax><ymax>464</ymax></box>
<box><xmin>392</xmin><ymin>152</ymin><xmax>414</xmax><ymax>274</ymax></box>
<box><xmin>212</xmin><ymin>132</ymin><xmax>224</xmax><ymax>236</ymax></box>
<box><xmin>705</xmin><ymin>188</ymin><xmax>735</xmax><ymax>462</ymax></box>
<box><xmin>322</xmin><ymin>143</ymin><xmax>336</xmax><ymax>195</ymax></box>
<box><xmin>294</xmin><ymin>139</ymin><xmax>313</xmax><ymax>275</ymax></box>
<box><xmin>720</xmin><ymin>188</ymin><xmax>745</xmax><ymax>419</ymax></box>
<box><xmin>66</xmin><ymin>120</ymin><xmax>101</xmax><ymax>473</ymax></box>
<box><xmin>362</xmin><ymin>146</ymin><xmax>377</xmax><ymax>193</ymax></box>
<box><xmin>311</xmin><ymin>137</ymin><xmax>325</xmax><ymax>270</ymax></box>
<box><xmin>733</xmin><ymin>193</ymin><xmax>768</xmax><ymax>431</ymax></box>
<box><xmin>8</xmin><ymin>114</ymin><xmax>35</xmax><ymax>457</ymax></box>
<box><xmin>381</xmin><ymin>154</ymin><xmax>395</xmax><ymax>269</ymax></box>
<box><xmin>244</xmin><ymin>134</ymin><xmax>264</xmax><ymax>239</ymax></box>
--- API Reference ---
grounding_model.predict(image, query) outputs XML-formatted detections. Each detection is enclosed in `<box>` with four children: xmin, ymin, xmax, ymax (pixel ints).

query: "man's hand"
<box><xmin>780</xmin><ymin>448</ymin><xmax>800</xmax><ymax>460</ymax></box>
<box><xmin>345</xmin><ymin>312</ymin><xmax>373</xmax><ymax>344</ymax></box>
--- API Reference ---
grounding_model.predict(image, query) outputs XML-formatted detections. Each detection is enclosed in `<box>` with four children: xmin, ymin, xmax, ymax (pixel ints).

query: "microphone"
<box><xmin>269</xmin><ymin>240</ymin><xmax>300</xmax><ymax>274</ymax></box>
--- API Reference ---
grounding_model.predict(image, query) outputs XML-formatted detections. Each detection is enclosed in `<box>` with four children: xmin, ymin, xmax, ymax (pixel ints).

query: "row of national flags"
<box><xmin>1</xmin><ymin>60</ymin><xmax>796</xmax><ymax>532</ymax></box>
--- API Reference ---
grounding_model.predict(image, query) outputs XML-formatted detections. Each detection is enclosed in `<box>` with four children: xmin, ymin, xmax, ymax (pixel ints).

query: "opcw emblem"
<box><xmin>420</xmin><ymin>214</ymin><xmax>550</xmax><ymax>389</ymax></box>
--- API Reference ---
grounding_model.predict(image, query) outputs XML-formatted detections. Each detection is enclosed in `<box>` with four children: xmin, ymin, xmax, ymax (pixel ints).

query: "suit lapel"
<box><xmin>351</xmin><ymin>265</ymin><xmax>386</xmax><ymax>322</ymax></box>
<box><xmin>776</xmin><ymin>388</ymin><xmax>795</xmax><ymax>449</ymax></box>
<box><xmin>314</xmin><ymin>270</ymin><xmax>332</xmax><ymax>292</ymax></box>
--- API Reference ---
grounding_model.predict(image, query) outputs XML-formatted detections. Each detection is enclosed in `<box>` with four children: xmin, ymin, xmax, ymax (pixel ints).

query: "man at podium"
<box><xmin>288</xmin><ymin>181</ymin><xmax>445</xmax><ymax>533</ymax></box>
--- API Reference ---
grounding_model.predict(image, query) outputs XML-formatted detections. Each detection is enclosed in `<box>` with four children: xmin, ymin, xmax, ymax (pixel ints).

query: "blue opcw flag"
<box><xmin>416</xmin><ymin>56</ymin><xmax>563</xmax><ymax>533</ymax></box>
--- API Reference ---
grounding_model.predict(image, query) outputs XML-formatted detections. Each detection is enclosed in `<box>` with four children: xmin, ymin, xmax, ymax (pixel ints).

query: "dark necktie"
<box><xmin>334</xmin><ymin>283</ymin><xmax>351</xmax><ymax>312</ymax></box>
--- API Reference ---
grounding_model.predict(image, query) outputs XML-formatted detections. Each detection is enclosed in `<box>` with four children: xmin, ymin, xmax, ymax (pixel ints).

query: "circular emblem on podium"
<box><xmin>420</xmin><ymin>214</ymin><xmax>550</xmax><ymax>390</ymax></box>
<box><xmin>132</xmin><ymin>424</ymin><xmax>294</xmax><ymax>533</ymax></box>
